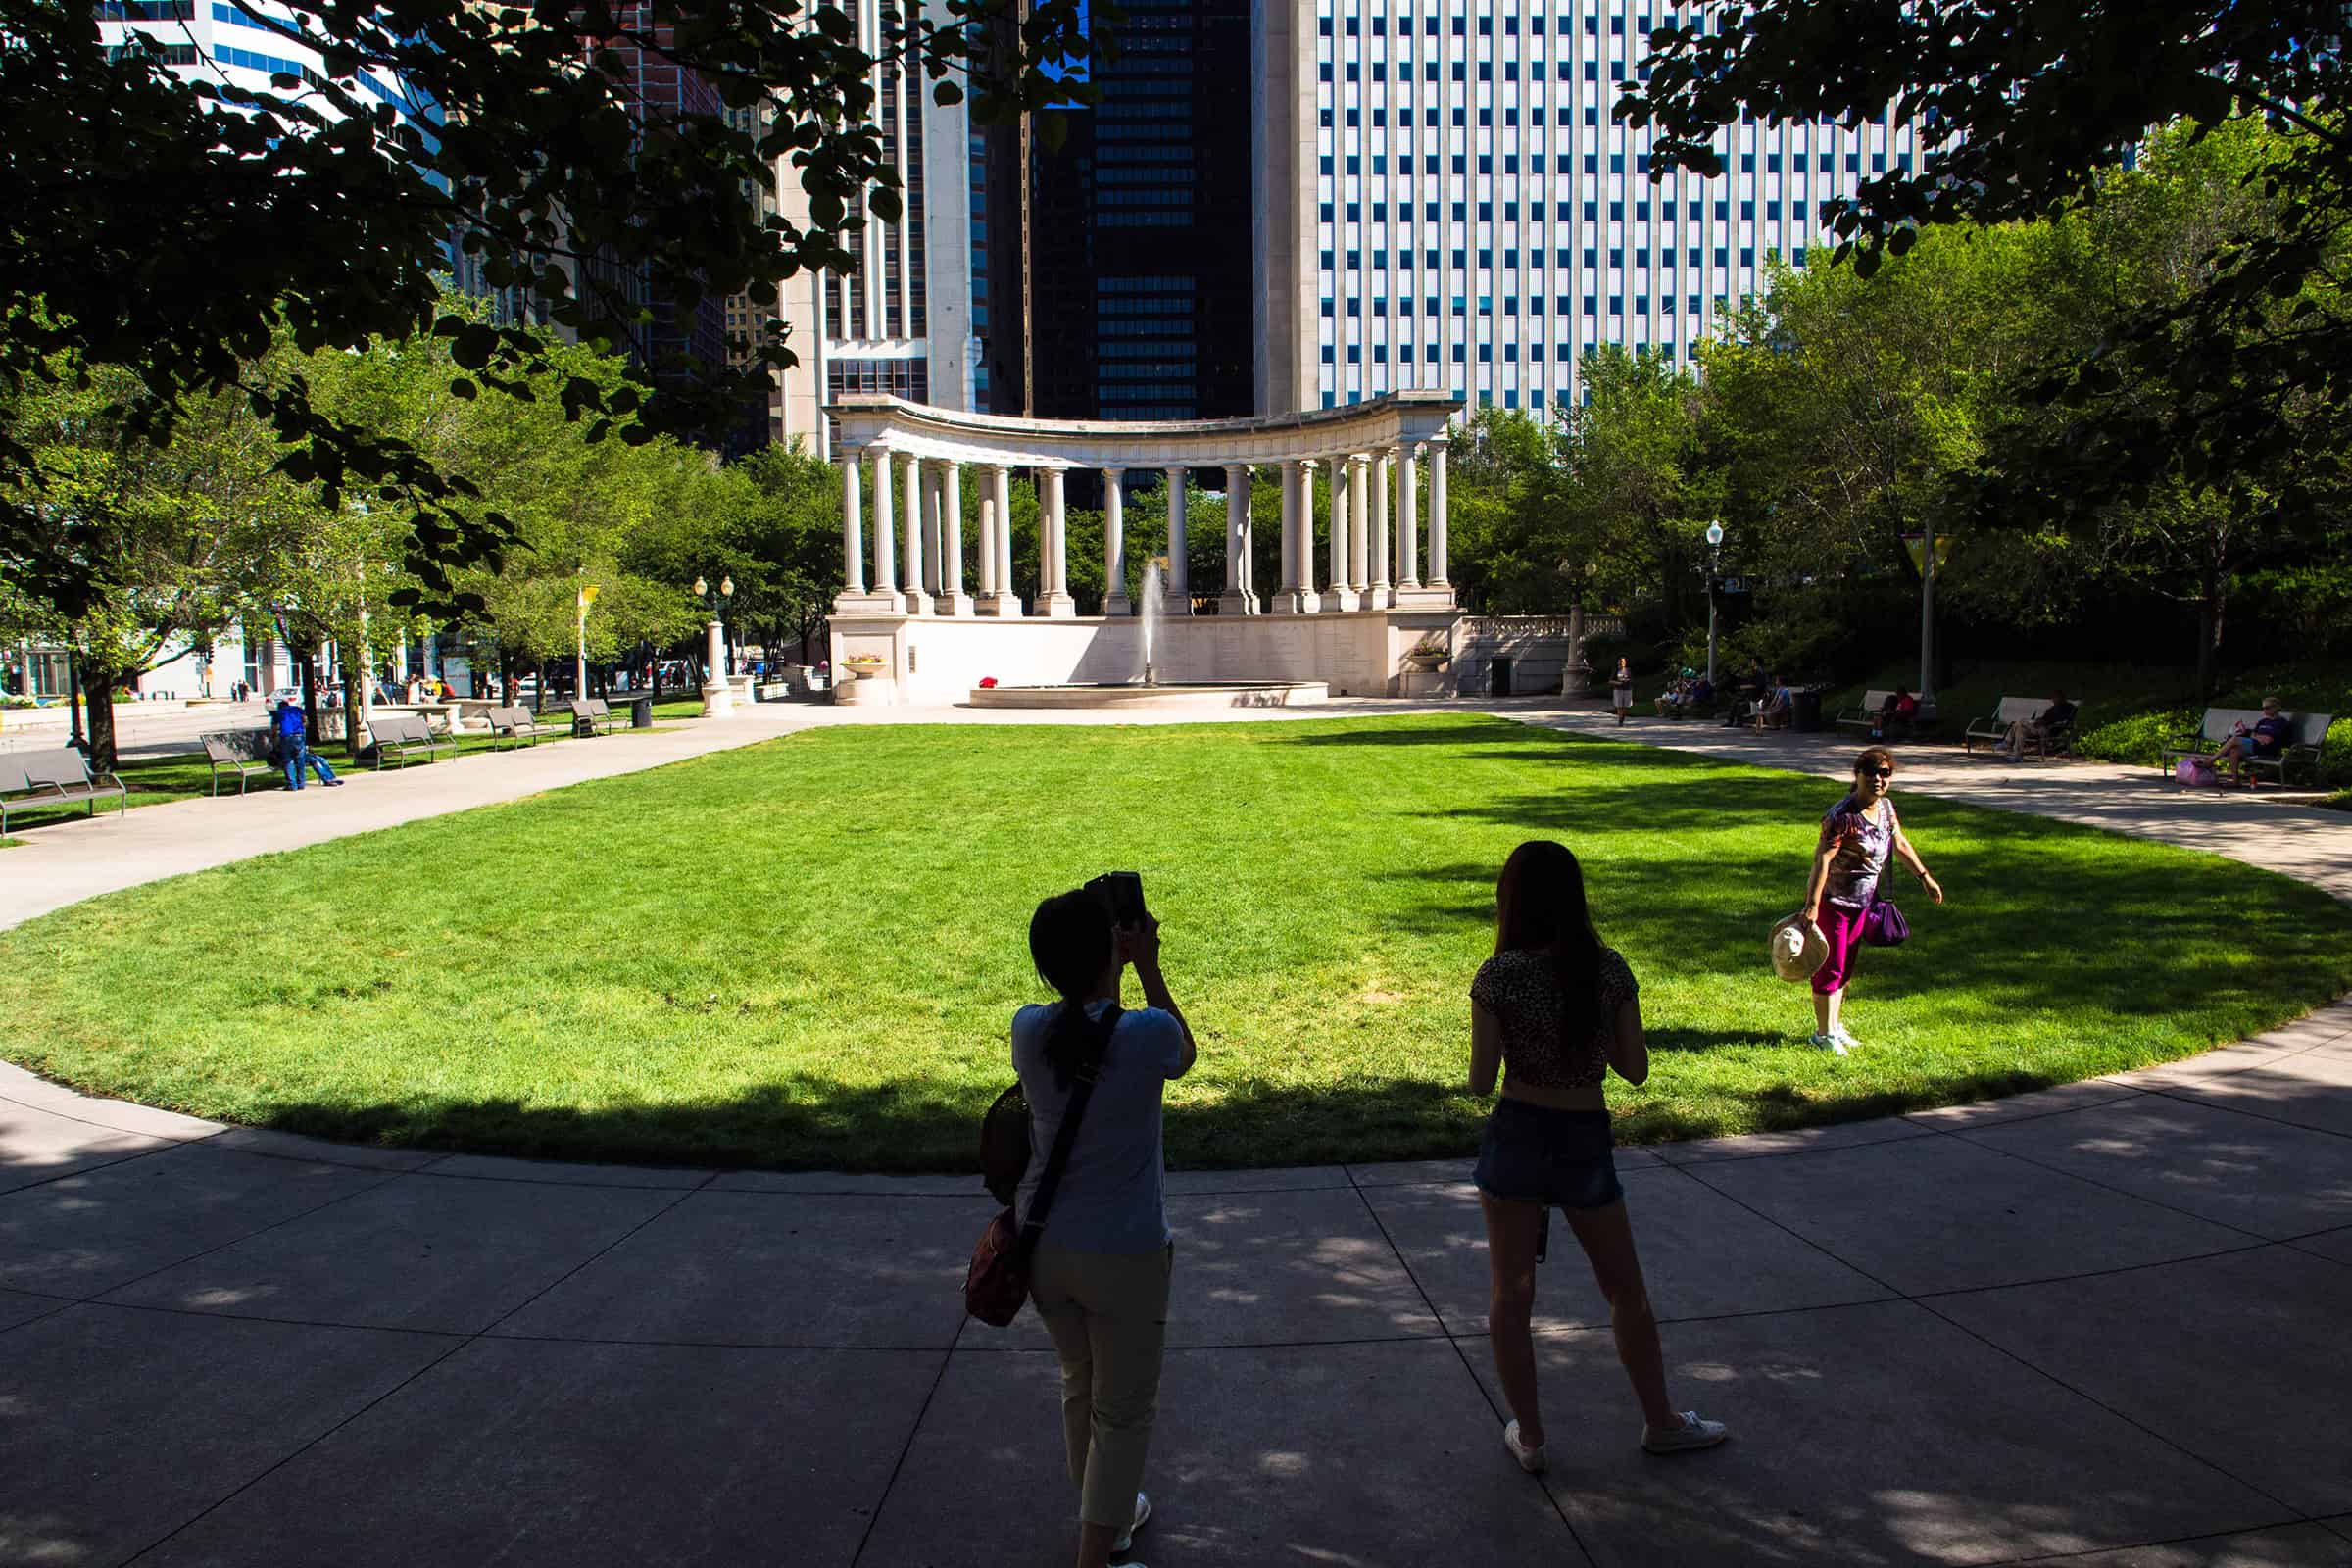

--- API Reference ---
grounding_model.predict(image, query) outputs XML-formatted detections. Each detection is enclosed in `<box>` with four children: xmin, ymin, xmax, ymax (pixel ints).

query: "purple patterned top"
<box><xmin>1818</xmin><ymin>796</ymin><xmax>1896</xmax><ymax>910</ymax></box>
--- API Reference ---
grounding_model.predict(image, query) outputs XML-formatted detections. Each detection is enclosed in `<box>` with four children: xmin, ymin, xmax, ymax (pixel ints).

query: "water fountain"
<box><xmin>964</xmin><ymin>557</ymin><xmax>1331</xmax><ymax>710</ymax></box>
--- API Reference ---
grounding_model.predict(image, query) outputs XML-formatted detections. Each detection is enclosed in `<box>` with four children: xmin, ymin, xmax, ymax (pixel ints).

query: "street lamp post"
<box><xmin>694</xmin><ymin>574</ymin><xmax>735</xmax><ymax>718</ymax></box>
<box><xmin>1703</xmin><ymin>520</ymin><xmax>1726</xmax><ymax>687</ymax></box>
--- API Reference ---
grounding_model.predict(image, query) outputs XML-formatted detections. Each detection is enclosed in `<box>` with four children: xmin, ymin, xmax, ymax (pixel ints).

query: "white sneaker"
<box><xmin>1502</xmin><ymin>1418</ymin><xmax>1548</xmax><ymax>1473</ymax></box>
<box><xmin>1111</xmin><ymin>1491</ymin><xmax>1150</xmax><ymax>1554</ymax></box>
<box><xmin>1808</xmin><ymin>1033</ymin><xmax>1848</xmax><ymax>1056</ymax></box>
<box><xmin>1642</xmin><ymin>1410</ymin><xmax>1730</xmax><ymax>1454</ymax></box>
<box><xmin>1830</xmin><ymin>1025</ymin><xmax>1861</xmax><ymax>1050</ymax></box>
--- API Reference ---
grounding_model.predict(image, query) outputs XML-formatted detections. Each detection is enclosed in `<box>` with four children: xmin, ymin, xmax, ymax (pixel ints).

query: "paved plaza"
<box><xmin>4</xmin><ymin>702</ymin><xmax>2350</xmax><ymax>1565</ymax></box>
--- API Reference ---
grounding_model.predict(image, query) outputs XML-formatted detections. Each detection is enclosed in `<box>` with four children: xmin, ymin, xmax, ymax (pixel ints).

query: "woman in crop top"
<box><xmin>1467</xmin><ymin>840</ymin><xmax>1729</xmax><ymax>1473</ymax></box>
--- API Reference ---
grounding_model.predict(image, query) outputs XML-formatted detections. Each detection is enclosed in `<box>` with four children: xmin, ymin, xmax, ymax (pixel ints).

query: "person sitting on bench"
<box><xmin>2000</xmin><ymin>691</ymin><xmax>2077</xmax><ymax>760</ymax></box>
<box><xmin>2215</xmin><ymin>697</ymin><xmax>2292</xmax><ymax>786</ymax></box>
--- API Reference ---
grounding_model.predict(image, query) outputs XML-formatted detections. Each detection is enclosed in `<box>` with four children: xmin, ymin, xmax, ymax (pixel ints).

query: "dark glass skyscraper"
<box><xmin>986</xmin><ymin>0</ymin><xmax>1253</xmax><ymax>422</ymax></box>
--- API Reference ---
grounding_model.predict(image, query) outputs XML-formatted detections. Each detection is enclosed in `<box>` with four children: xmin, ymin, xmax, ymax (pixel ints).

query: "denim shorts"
<box><xmin>1474</xmin><ymin>1099</ymin><xmax>1624</xmax><ymax>1210</ymax></box>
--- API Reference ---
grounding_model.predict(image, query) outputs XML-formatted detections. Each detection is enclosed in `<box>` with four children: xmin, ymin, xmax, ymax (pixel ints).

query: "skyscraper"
<box><xmin>766</xmin><ymin>0</ymin><xmax>978</xmax><ymax>454</ymax></box>
<box><xmin>1253</xmin><ymin>0</ymin><xmax>1926</xmax><ymax>414</ymax></box>
<box><xmin>985</xmin><ymin>0</ymin><xmax>1256</xmax><ymax>423</ymax></box>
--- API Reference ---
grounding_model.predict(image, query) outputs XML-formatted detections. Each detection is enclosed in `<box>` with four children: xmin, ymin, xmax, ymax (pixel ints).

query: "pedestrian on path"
<box><xmin>1468</xmin><ymin>840</ymin><xmax>1729</xmax><ymax>1474</ymax></box>
<box><xmin>1800</xmin><ymin>747</ymin><xmax>1939</xmax><ymax>1054</ymax></box>
<box><xmin>1015</xmin><ymin>887</ymin><xmax>1198</xmax><ymax>1568</ymax></box>
<box><xmin>1610</xmin><ymin>658</ymin><xmax>1634</xmax><ymax>724</ymax></box>
<box><xmin>273</xmin><ymin>697</ymin><xmax>343</xmax><ymax>790</ymax></box>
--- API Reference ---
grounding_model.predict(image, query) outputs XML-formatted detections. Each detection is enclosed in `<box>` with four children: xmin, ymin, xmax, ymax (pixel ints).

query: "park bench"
<box><xmin>1836</xmin><ymin>690</ymin><xmax>1894</xmax><ymax>734</ymax></box>
<box><xmin>487</xmin><ymin>705</ymin><xmax>556</xmax><ymax>751</ymax></box>
<box><xmin>2162</xmin><ymin>708</ymin><xmax>2336</xmax><ymax>788</ymax></box>
<box><xmin>1964</xmin><ymin>697</ymin><xmax>2081</xmax><ymax>758</ymax></box>
<box><xmin>367</xmin><ymin>711</ymin><xmax>447</xmax><ymax>769</ymax></box>
<box><xmin>569</xmin><ymin>697</ymin><xmax>617</xmax><ymax>738</ymax></box>
<box><xmin>1836</xmin><ymin>689</ymin><xmax>1936</xmax><ymax>739</ymax></box>
<box><xmin>0</xmin><ymin>747</ymin><xmax>128</xmax><ymax>834</ymax></box>
<box><xmin>202</xmin><ymin>728</ymin><xmax>276</xmax><ymax>795</ymax></box>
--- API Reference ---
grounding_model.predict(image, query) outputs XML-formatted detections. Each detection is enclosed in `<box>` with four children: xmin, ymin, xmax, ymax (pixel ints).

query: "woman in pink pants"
<box><xmin>1800</xmin><ymin>747</ymin><xmax>1942</xmax><ymax>1054</ymax></box>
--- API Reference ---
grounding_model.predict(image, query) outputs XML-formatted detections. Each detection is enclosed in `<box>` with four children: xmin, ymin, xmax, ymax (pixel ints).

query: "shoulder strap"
<box><xmin>1017</xmin><ymin>1004</ymin><xmax>1124</xmax><ymax>1256</ymax></box>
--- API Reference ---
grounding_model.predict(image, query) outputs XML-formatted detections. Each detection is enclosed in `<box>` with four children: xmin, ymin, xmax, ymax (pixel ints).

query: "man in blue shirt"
<box><xmin>274</xmin><ymin>697</ymin><xmax>343</xmax><ymax>790</ymax></box>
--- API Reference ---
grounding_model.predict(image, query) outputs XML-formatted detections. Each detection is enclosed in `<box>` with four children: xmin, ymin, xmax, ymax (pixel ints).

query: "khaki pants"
<box><xmin>1030</xmin><ymin>1243</ymin><xmax>1173</xmax><ymax>1529</ymax></box>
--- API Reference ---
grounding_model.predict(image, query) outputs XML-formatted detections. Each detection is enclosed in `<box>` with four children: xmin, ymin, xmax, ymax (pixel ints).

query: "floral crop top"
<box><xmin>1470</xmin><ymin>946</ymin><xmax>1639</xmax><ymax>1089</ymax></box>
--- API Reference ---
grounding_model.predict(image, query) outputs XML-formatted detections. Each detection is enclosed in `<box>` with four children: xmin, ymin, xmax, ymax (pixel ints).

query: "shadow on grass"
<box><xmin>7</xmin><ymin>1047</ymin><xmax>2205</xmax><ymax>1181</ymax></box>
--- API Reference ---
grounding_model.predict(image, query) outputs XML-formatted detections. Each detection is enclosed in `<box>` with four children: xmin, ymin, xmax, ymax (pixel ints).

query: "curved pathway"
<box><xmin>3</xmin><ymin>704</ymin><xmax>2350</xmax><ymax>1566</ymax></box>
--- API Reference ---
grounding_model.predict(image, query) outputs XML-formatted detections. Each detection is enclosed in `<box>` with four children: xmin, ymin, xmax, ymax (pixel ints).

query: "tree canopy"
<box><xmin>1</xmin><ymin>0</ymin><xmax>1091</xmax><ymax>617</ymax></box>
<box><xmin>1621</xmin><ymin>0</ymin><xmax>2351</xmax><ymax>536</ymax></box>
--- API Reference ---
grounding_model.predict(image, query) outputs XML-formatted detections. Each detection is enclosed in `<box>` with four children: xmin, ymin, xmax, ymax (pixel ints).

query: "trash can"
<box><xmin>1791</xmin><ymin>687</ymin><xmax>1826</xmax><ymax>733</ymax></box>
<box><xmin>629</xmin><ymin>695</ymin><xmax>654</xmax><ymax>729</ymax></box>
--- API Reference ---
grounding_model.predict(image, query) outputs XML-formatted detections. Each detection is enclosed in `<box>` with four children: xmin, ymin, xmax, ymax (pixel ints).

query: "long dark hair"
<box><xmin>1030</xmin><ymin>888</ymin><xmax>1114</xmax><ymax>1089</ymax></box>
<box><xmin>1494</xmin><ymin>840</ymin><xmax>1605</xmax><ymax>1051</ymax></box>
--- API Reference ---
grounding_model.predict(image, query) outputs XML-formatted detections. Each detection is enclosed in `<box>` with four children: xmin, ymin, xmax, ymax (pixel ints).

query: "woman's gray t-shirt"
<box><xmin>1012</xmin><ymin>1000</ymin><xmax>1187</xmax><ymax>1254</ymax></box>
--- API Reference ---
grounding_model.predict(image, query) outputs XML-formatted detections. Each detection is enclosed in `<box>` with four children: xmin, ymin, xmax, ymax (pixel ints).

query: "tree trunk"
<box><xmin>298</xmin><ymin>648</ymin><xmax>319</xmax><ymax>747</ymax></box>
<box><xmin>2194</xmin><ymin>562</ymin><xmax>2228</xmax><ymax>700</ymax></box>
<box><xmin>81</xmin><ymin>663</ymin><xmax>120</xmax><ymax>773</ymax></box>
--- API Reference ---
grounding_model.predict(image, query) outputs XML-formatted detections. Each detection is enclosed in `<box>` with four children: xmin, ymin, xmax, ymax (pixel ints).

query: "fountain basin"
<box><xmin>966</xmin><ymin>681</ymin><xmax>1330</xmax><ymax>711</ymax></box>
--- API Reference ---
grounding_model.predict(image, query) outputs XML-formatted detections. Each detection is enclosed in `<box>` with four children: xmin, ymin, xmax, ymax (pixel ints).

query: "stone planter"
<box><xmin>841</xmin><ymin>661</ymin><xmax>888</xmax><ymax>682</ymax></box>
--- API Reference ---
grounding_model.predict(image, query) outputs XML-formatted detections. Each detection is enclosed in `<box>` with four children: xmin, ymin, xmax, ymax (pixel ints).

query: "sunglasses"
<box><xmin>1862</xmin><ymin>767</ymin><xmax>1894</xmax><ymax>778</ymax></box>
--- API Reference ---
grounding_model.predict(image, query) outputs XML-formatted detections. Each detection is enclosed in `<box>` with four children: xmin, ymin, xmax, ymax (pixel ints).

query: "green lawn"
<box><xmin>0</xmin><ymin>700</ymin><xmax>710</xmax><ymax>834</ymax></box>
<box><xmin>3</xmin><ymin>715</ymin><xmax>2346</xmax><ymax>1171</ymax></box>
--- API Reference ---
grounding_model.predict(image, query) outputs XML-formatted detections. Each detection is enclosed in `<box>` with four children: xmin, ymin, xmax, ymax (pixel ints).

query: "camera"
<box><xmin>1087</xmin><ymin>871</ymin><xmax>1149</xmax><ymax>926</ymax></box>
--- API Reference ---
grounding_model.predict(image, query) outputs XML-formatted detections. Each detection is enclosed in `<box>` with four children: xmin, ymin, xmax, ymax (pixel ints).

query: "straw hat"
<box><xmin>1769</xmin><ymin>911</ymin><xmax>1829</xmax><ymax>982</ymax></box>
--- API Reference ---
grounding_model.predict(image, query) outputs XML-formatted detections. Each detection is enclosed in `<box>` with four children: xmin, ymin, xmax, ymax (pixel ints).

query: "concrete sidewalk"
<box><xmin>4</xmin><ymin>1006</ymin><xmax>2349</xmax><ymax>1567</ymax></box>
<box><xmin>5</xmin><ymin>699</ymin><xmax>2351</xmax><ymax>1564</ymax></box>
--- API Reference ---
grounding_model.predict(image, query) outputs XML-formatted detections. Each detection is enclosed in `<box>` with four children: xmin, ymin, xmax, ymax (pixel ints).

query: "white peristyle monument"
<box><xmin>827</xmin><ymin>391</ymin><xmax>1464</xmax><ymax>704</ymax></box>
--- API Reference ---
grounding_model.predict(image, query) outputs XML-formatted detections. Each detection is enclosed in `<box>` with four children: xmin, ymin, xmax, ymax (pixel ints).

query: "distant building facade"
<box><xmin>984</xmin><ymin>0</ymin><xmax>1256</xmax><ymax>425</ymax></box>
<box><xmin>1252</xmin><ymin>0</ymin><xmax>1927</xmax><ymax>414</ymax></box>
<box><xmin>764</xmin><ymin>0</ymin><xmax>979</xmax><ymax>454</ymax></box>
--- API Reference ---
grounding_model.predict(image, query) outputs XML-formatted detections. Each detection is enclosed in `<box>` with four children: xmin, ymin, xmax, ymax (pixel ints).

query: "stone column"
<box><xmin>1327</xmin><ymin>456</ymin><xmax>1357</xmax><ymax>611</ymax></box>
<box><xmin>1398</xmin><ymin>444</ymin><xmax>1422</xmax><ymax>589</ymax></box>
<box><xmin>937</xmin><ymin>460</ymin><xmax>971</xmax><ymax>615</ymax></box>
<box><xmin>901</xmin><ymin>451</ymin><xmax>931</xmax><ymax>614</ymax></box>
<box><xmin>702</xmin><ymin>614</ymin><xmax>733</xmax><ymax>716</ymax></box>
<box><xmin>1102</xmin><ymin>467</ymin><xmax>1131</xmax><ymax>615</ymax></box>
<box><xmin>997</xmin><ymin>463</ymin><xmax>1025</xmax><ymax>615</ymax></box>
<box><xmin>920</xmin><ymin>465</ymin><xmax>942</xmax><ymax>597</ymax></box>
<box><xmin>1291</xmin><ymin>460</ymin><xmax>1323</xmax><ymax>613</ymax></box>
<box><xmin>871</xmin><ymin>448</ymin><xmax>898</xmax><ymax>596</ymax></box>
<box><xmin>840</xmin><ymin>448</ymin><xmax>866</xmax><ymax>596</ymax></box>
<box><xmin>1038</xmin><ymin>466</ymin><xmax>1075</xmax><ymax>617</ymax></box>
<box><xmin>1348</xmin><ymin>454</ymin><xmax>1371</xmax><ymax>595</ymax></box>
<box><xmin>1163</xmin><ymin>466</ymin><xmax>1191</xmax><ymax>614</ymax></box>
<box><xmin>1430</xmin><ymin>438</ymin><xmax>1452</xmax><ymax>592</ymax></box>
<box><xmin>1218</xmin><ymin>463</ymin><xmax>1257</xmax><ymax>615</ymax></box>
<box><xmin>1370</xmin><ymin>452</ymin><xmax>1393</xmax><ymax>608</ymax></box>
<box><xmin>1273</xmin><ymin>460</ymin><xmax>1298</xmax><ymax>612</ymax></box>
<box><xmin>975</xmin><ymin>487</ymin><xmax>996</xmax><ymax>597</ymax></box>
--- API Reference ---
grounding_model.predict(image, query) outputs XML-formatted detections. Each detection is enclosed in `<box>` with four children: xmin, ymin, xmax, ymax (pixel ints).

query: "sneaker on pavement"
<box><xmin>1502</xmin><ymin>1418</ymin><xmax>1547</xmax><ymax>1473</ymax></box>
<box><xmin>1642</xmin><ymin>1410</ymin><xmax>1730</xmax><ymax>1455</ymax></box>
<box><xmin>1808</xmin><ymin>1033</ymin><xmax>1848</xmax><ymax>1056</ymax></box>
<box><xmin>1111</xmin><ymin>1491</ymin><xmax>1150</xmax><ymax>1554</ymax></box>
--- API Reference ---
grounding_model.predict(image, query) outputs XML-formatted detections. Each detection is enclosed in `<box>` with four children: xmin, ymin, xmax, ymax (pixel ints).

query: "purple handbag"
<box><xmin>1862</xmin><ymin>898</ymin><xmax>1909</xmax><ymax>948</ymax></box>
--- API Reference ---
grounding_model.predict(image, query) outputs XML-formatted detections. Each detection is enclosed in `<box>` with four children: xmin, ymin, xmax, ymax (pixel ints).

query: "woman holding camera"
<box><xmin>1016</xmin><ymin>888</ymin><xmax>1198</xmax><ymax>1568</ymax></box>
<box><xmin>1468</xmin><ymin>841</ymin><xmax>1729</xmax><ymax>1473</ymax></box>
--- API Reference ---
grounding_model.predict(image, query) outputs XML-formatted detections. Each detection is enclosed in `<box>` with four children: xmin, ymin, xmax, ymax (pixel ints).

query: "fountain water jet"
<box><xmin>1138</xmin><ymin>558</ymin><xmax>1162</xmax><ymax>686</ymax></box>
